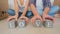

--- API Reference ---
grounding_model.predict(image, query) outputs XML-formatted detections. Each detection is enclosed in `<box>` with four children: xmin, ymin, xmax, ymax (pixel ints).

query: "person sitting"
<box><xmin>29</xmin><ymin>0</ymin><xmax>59</xmax><ymax>24</ymax></box>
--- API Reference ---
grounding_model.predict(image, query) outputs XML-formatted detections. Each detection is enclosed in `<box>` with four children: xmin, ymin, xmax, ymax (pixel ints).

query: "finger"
<box><xmin>46</xmin><ymin>16</ymin><xmax>55</xmax><ymax>23</ymax></box>
<box><xmin>30</xmin><ymin>17</ymin><xmax>34</xmax><ymax>24</ymax></box>
<box><xmin>20</xmin><ymin>17</ymin><xmax>29</xmax><ymax>23</ymax></box>
<box><xmin>25</xmin><ymin>17</ymin><xmax>29</xmax><ymax>23</ymax></box>
<box><xmin>30</xmin><ymin>17</ymin><xmax>35</xmax><ymax>24</ymax></box>
<box><xmin>53</xmin><ymin>18</ymin><xmax>55</xmax><ymax>23</ymax></box>
<box><xmin>47</xmin><ymin>16</ymin><xmax>54</xmax><ymax>20</ymax></box>
<box><xmin>15</xmin><ymin>17</ymin><xmax>18</xmax><ymax>21</ymax></box>
<box><xmin>7</xmin><ymin>17</ymin><xmax>13</xmax><ymax>21</ymax></box>
<box><xmin>39</xmin><ymin>17</ymin><xmax>43</xmax><ymax>22</ymax></box>
<box><xmin>43</xmin><ymin>17</ymin><xmax>45</xmax><ymax>21</ymax></box>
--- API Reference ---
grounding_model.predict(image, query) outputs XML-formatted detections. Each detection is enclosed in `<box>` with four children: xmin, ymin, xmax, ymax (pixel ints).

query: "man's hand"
<box><xmin>30</xmin><ymin>15</ymin><xmax>42</xmax><ymax>24</ymax></box>
<box><xmin>43</xmin><ymin>14</ymin><xmax>55</xmax><ymax>22</ymax></box>
<box><xmin>7</xmin><ymin>15</ymin><xmax>18</xmax><ymax>22</ymax></box>
<box><xmin>20</xmin><ymin>15</ymin><xmax>29</xmax><ymax>23</ymax></box>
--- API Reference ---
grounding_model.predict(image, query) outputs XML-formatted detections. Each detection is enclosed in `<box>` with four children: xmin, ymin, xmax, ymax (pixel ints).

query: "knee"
<box><xmin>55</xmin><ymin>6</ymin><xmax>59</xmax><ymax>10</ymax></box>
<box><xmin>52</xmin><ymin>6</ymin><xmax>60</xmax><ymax>11</ymax></box>
<box><xmin>26</xmin><ymin>11</ymin><xmax>33</xmax><ymax>18</ymax></box>
<box><xmin>7</xmin><ymin>9</ymin><xmax>15</xmax><ymax>16</ymax></box>
<box><xmin>49</xmin><ymin>6</ymin><xmax>60</xmax><ymax>14</ymax></box>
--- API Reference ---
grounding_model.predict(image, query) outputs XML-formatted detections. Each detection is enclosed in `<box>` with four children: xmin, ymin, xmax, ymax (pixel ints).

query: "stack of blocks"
<box><xmin>8</xmin><ymin>19</ymin><xmax>53</xmax><ymax>29</ymax></box>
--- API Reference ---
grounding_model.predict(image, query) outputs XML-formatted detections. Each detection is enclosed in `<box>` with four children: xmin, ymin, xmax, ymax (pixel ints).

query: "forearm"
<box><xmin>22</xmin><ymin>0</ymin><xmax>29</xmax><ymax>16</ymax></box>
<box><xmin>43</xmin><ymin>7</ymin><xmax>50</xmax><ymax>15</ymax></box>
<box><xmin>15</xmin><ymin>7</ymin><xmax>19</xmax><ymax>16</ymax></box>
<box><xmin>30</xmin><ymin>4</ymin><xmax>39</xmax><ymax>16</ymax></box>
<box><xmin>22</xmin><ymin>6</ymin><xmax>28</xmax><ymax>16</ymax></box>
<box><xmin>14</xmin><ymin>0</ymin><xmax>19</xmax><ymax>16</ymax></box>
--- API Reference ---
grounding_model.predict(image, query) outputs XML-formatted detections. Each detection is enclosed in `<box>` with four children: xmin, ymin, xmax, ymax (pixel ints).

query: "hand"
<box><xmin>30</xmin><ymin>15</ymin><xmax>42</xmax><ymax>24</ymax></box>
<box><xmin>7</xmin><ymin>15</ymin><xmax>18</xmax><ymax>22</ymax></box>
<box><xmin>43</xmin><ymin>14</ymin><xmax>55</xmax><ymax>22</ymax></box>
<box><xmin>20</xmin><ymin>15</ymin><xmax>29</xmax><ymax>23</ymax></box>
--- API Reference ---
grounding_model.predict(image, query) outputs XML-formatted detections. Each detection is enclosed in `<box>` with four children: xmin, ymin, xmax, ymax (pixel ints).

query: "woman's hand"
<box><xmin>7</xmin><ymin>15</ymin><xmax>18</xmax><ymax>22</ymax></box>
<box><xmin>43</xmin><ymin>14</ymin><xmax>55</xmax><ymax>22</ymax></box>
<box><xmin>20</xmin><ymin>15</ymin><xmax>29</xmax><ymax>23</ymax></box>
<box><xmin>30</xmin><ymin>15</ymin><xmax>42</xmax><ymax>24</ymax></box>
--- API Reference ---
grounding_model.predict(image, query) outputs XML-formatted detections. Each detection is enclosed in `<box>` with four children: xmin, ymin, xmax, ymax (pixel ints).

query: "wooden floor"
<box><xmin>55</xmin><ymin>14</ymin><xmax>60</xmax><ymax>18</ymax></box>
<box><xmin>0</xmin><ymin>18</ymin><xmax>60</xmax><ymax>34</ymax></box>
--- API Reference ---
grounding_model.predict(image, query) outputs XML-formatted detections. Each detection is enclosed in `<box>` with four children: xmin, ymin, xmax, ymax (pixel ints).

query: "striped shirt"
<box><xmin>30</xmin><ymin>0</ymin><xmax>54</xmax><ymax>9</ymax></box>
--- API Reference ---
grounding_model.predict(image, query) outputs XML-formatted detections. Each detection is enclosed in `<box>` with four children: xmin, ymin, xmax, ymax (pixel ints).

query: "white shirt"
<box><xmin>18</xmin><ymin>0</ymin><xmax>26</xmax><ymax>7</ymax></box>
<box><xmin>17</xmin><ymin>0</ymin><xmax>26</xmax><ymax>12</ymax></box>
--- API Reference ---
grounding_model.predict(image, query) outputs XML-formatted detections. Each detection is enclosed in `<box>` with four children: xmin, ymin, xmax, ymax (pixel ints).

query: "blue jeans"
<box><xmin>7</xmin><ymin>6</ymin><xmax>59</xmax><ymax>18</ymax></box>
<box><xmin>37</xmin><ymin>6</ymin><xmax>60</xmax><ymax>17</ymax></box>
<box><xmin>7</xmin><ymin>9</ymin><xmax>33</xmax><ymax>18</ymax></box>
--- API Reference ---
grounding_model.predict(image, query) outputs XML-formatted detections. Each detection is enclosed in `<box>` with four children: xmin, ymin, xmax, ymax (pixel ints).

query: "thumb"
<box><xmin>39</xmin><ymin>17</ymin><xmax>42</xmax><ymax>22</ymax></box>
<box><xmin>16</xmin><ymin>18</ymin><xmax>17</xmax><ymax>21</ymax></box>
<box><xmin>15</xmin><ymin>17</ymin><xmax>18</xmax><ymax>21</ymax></box>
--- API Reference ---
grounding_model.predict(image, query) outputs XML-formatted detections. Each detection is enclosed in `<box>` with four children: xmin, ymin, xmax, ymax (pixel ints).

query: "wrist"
<box><xmin>34</xmin><ymin>13</ymin><xmax>40</xmax><ymax>16</ymax></box>
<box><xmin>43</xmin><ymin>12</ymin><xmax>48</xmax><ymax>15</ymax></box>
<box><xmin>22</xmin><ymin>14</ymin><xmax>25</xmax><ymax>16</ymax></box>
<box><xmin>14</xmin><ymin>13</ymin><xmax>18</xmax><ymax>16</ymax></box>
<box><xmin>34</xmin><ymin>14</ymin><xmax>39</xmax><ymax>16</ymax></box>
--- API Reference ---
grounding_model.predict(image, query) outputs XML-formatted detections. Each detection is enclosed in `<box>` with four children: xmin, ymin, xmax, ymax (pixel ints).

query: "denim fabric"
<box><xmin>37</xmin><ymin>6</ymin><xmax>59</xmax><ymax>17</ymax></box>
<box><xmin>7</xmin><ymin>9</ymin><xmax>33</xmax><ymax>18</ymax></box>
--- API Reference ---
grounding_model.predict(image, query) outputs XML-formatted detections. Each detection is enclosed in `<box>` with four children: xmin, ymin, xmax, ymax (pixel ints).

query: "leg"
<box><xmin>7</xmin><ymin>9</ymin><xmax>16</xmax><ymax>21</ymax></box>
<box><xmin>48</xmin><ymin>6</ymin><xmax>60</xmax><ymax>17</ymax></box>
<box><xmin>7</xmin><ymin>9</ymin><xmax>15</xmax><ymax>16</ymax></box>
<box><xmin>8</xmin><ymin>9</ymin><xmax>22</xmax><ymax>18</ymax></box>
<box><xmin>18</xmin><ymin>12</ymin><xmax>22</xmax><ymax>18</ymax></box>
<box><xmin>26</xmin><ymin>11</ymin><xmax>34</xmax><ymax>18</ymax></box>
<box><xmin>7</xmin><ymin>9</ymin><xmax>18</xmax><ymax>28</ymax></box>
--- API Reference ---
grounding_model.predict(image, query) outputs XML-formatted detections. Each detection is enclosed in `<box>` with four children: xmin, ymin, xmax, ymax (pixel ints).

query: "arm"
<box><xmin>14</xmin><ymin>0</ymin><xmax>19</xmax><ymax>16</ymax></box>
<box><xmin>7</xmin><ymin>0</ymin><xmax>19</xmax><ymax>21</ymax></box>
<box><xmin>43</xmin><ymin>7</ymin><xmax>54</xmax><ymax>22</ymax></box>
<box><xmin>43</xmin><ymin>0</ymin><xmax>51</xmax><ymax>15</ymax></box>
<box><xmin>22</xmin><ymin>0</ymin><xmax>29</xmax><ymax>16</ymax></box>
<box><xmin>30</xmin><ymin>3</ymin><xmax>42</xmax><ymax>23</ymax></box>
<box><xmin>30</xmin><ymin>4</ymin><xmax>40</xmax><ymax>16</ymax></box>
<box><xmin>20</xmin><ymin>0</ymin><xmax>29</xmax><ymax>23</ymax></box>
<box><xmin>43</xmin><ymin>7</ymin><xmax>50</xmax><ymax>15</ymax></box>
<box><xmin>43</xmin><ymin>3</ymin><xmax>54</xmax><ymax>21</ymax></box>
